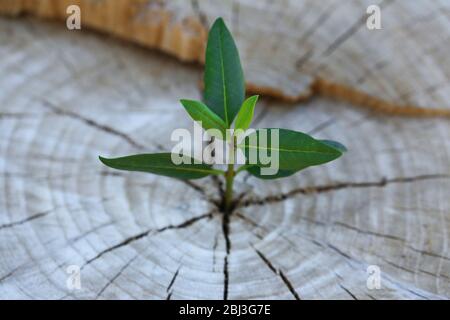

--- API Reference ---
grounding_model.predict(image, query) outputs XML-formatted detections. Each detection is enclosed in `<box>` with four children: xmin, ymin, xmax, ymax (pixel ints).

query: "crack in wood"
<box><xmin>419</xmin><ymin>268</ymin><xmax>450</xmax><ymax>281</ymax></box>
<box><xmin>328</xmin><ymin>244</ymin><xmax>438</xmax><ymax>299</ymax></box>
<box><xmin>223</xmin><ymin>255</ymin><xmax>229</xmax><ymax>300</ymax></box>
<box><xmin>167</xmin><ymin>267</ymin><xmax>180</xmax><ymax>293</ymax></box>
<box><xmin>157</xmin><ymin>211</ymin><xmax>214</xmax><ymax>233</ymax></box>
<box><xmin>222</xmin><ymin>208</ymin><xmax>231</xmax><ymax>300</ymax></box>
<box><xmin>83</xmin><ymin>230</ymin><xmax>151</xmax><ymax>268</ymax></box>
<box><xmin>307</xmin><ymin>117</ymin><xmax>336</xmax><ymax>135</ymax></box>
<box><xmin>96</xmin><ymin>254</ymin><xmax>138</xmax><ymax>299</ymax></box>
<box><xmin>253</xmin><ymin>248</ymin><xmax>301</xmax><ymax>300</ymax></box>
<box><xmin>333</xmin><ymin>221</ymin><xmax>405</xmax><ymax>242</ymax></box>
<box><xmin>407</xmin><ymin>245</ymin><xmax>450</xmax><ymax>262</ymax></box>
<box><xmin>210</xmin><ymin>175</ymin><xmax>225</xmax><ymax>199</ymax></box>
<box><xmin>322</xmin><ymin>0</ymin><xmax>394</xmax><ymax>57</ymax></box>
<box><xmin>82</xmin><ymin>211</ymin><xmax>215</xmax><ymax>268</ymax></box>
<box><xmin>181</xmin><ymin>180</ymin><xmax>208</xmax><ymax>196</ymax></box>
<box><xmin>216</xmin><ymin>173</ymin><xmax>240</xmax><ymax>300</ymax></box>
<box><xmin>382</xmin><ymin>258</ymin><xmax>429</xmax><ymax>278</ymax></box>
<box><xmin>0</xmin><ymin>210</ymin><xmax>51</xmax><ymax>231</ymax></box>
<box><xmin>42</xmin><ymin>100</ymin><xmax>146</xmax><ymax>150</ymax></box>
<box><xmin>212</xmin><ymin>233</ymin><xmax>219</xmax><ymax>272</ymax></box>
<box><xmin>2</xmin><ymin>5</ymin><xmax>449</xmax><ymax>299</ymax></box>
<box><xmin>238</xmin><ymin>211</ymin><xmax>450</xmax><ymax>293</ymax></box>
<box><xmin>166</xmin><ymin>266</ymin><xmax>181</xmax><ymax>300</ymax></box>
<box><xmin>235</xmin><ymin>212</ymin><xmax>265</xmax><ymax>240</ymax></box>
<box><xmin>0</xmin><ymin>267</ymin><xmax>19</xmax><ymax>283</ymax></box>
<box><xmin>403</xmin><ymin>287</ymin><xmax>430</xmax><ymax>300</ymax></box>
<box><xmin>238</xmin><ymin>215</ymin><xmax>364</xmax><ymax>299</ymax></box>
<box><xmin>295</xmin><ymin>49</ymin><xmax>314</xmax><ymax>71</ymax></box>
<box><xmin>240</xmin><ymin>174</ymin><xmax>450</xmax><ymax>208</ymax></box>
<box><xmin>327</xmin><ymin>243</ymin><xmax>354</xmax><ymax>262</ymax></box>
<box><xmin>296</xmin><ymin>2</ymin><xmax>338</xmax><ymax>47</ymax></box>
<box><xmin>232</xmin><ymin>192</ymin><xmax>249</xmax><ymax>209</ymax></box>
<box><xmin>278</xmin><ymin>271</ymin><xmax>301</xmax><ymax>300</ymax></box>
<box><xmin>339</xmin><ymin>284</ymin><xmax>358</xmax><ymax>300</ymax></box>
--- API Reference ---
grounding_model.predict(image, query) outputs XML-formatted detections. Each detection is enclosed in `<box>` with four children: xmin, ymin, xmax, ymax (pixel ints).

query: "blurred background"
<box><xmin>0</xmin><ymin>0</ymin><xmax>449</xmax><ymax>300</ymax></box>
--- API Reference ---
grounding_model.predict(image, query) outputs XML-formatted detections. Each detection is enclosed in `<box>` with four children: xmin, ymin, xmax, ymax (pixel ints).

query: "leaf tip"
<box><xmin>213</xmin><ymin>17</ymin><xmax>225</xmax><ymax>27</ymax></box>
<box><xmin>211</xmin><ymin>17</ymin><xmax>230</xmax><ymax>35</ymax></box>
<box><xmin>320</xmin><ymin>139</ymin><xmax>348</xmax><ymax>154</ymax></box>
<box><xmin>333</xmin><ymin>142</ymin><xmax>348</xmax><ymax>154</ymax></box>
<box><xmin>98</xmin><ymin>156</ymin><xmax>109</xmax><ymax>165</ymax></box>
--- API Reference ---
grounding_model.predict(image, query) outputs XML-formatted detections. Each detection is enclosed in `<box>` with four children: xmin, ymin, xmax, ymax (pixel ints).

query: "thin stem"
<box><xmin>224</xmin><ymin>164</ymin><xmax>234</xmax><ymax>214</ymax></box>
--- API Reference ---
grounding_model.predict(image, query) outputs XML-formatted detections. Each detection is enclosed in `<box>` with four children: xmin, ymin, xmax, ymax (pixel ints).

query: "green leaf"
<box><xmin>319</xmin><ymin>139</ymin><xmax>348</xmax><ymax>153</ymax></box>
<box><xmin>99</xmin><ymin>153</ymin><xmax>223</xmax><ymax>180</ymax></box>
<box><xmin>180</xmin><ymin>99</ymin><xmax>227</xmax><ymax>137</ymax></box>
<box><xmin>204</xmin><ymin>18</ymin><xmax>245</xmax><ymax>127</ymax></box>
<box><xmin>238</xmin><ymin>128</ymin><xmax>344</xmax><ymax>172</ymax></box>
<box><xmin>234</xmin><ymin>95</ymin><xmax>258</xmax><ymax>131</ymax></box>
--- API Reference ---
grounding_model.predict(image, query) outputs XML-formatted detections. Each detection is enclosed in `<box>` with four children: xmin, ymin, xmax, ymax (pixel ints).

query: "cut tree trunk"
<box><xmin>0</xmin><ymin>2</ymin><xmax>450</xmax><ymax>299</ymax></box>
<box><xmin>2</xmin><ymin>0</ymin><xmax>450</xmax><ymax>115</ymax></box>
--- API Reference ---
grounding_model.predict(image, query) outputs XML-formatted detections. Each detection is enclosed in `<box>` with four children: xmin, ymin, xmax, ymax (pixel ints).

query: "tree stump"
<box><xmin>1</xmin><ymin>1</ymin><xmax>450</xmax><ymax>299</ymax></box>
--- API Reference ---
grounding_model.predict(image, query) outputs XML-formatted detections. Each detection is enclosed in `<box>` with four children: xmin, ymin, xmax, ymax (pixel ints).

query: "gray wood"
<box><xmin>0</xmin><ymin>2</ymin><xmax>450</xmax><ymax>299</ymax></box>
<box><xmin>2</xmin><ymin>0</ymin><xmax>450</xmax><ymax>114</ymax></box>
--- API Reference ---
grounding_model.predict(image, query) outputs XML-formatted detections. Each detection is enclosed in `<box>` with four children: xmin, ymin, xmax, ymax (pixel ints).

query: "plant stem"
<box><xmin>224</xmin><ymin>163</ymin><xmax>234</xmax><ymax>214</ymax></box>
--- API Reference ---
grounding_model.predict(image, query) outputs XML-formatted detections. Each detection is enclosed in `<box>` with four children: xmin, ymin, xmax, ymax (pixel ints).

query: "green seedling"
<box><xmin>100</xmin><ymin>18</ymin><xmax>346</xmax><ymax>214</ymax></box>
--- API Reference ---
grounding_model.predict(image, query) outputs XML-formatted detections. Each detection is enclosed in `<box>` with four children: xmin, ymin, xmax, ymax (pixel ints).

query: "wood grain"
<box><xmin>2</xmin><ymin>0</ymin><xmax>450</xmax><ymax>116</ymax></box>
<box><xmin>0</xmin><ymin>3</ymin><xmax>449</xmax><ymax>299</ymax></box>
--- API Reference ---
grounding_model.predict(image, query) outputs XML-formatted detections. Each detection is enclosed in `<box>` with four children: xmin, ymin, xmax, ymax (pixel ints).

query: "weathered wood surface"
<box><xmin>2</xmin><ymin>0</ymin><xmax>450</xmax><ymax>116</ymax></box>
<box><xmin>1</xmin><ymin>2</ymin><xmax>450</xmax><ymax>299</ymax></box>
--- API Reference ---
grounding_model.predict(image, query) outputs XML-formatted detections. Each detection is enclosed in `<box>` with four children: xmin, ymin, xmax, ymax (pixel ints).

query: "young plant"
<box><xmin>99</xmin><ymin>18</ymin><xmax>346</xmax><ymax>213</ymax></box>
